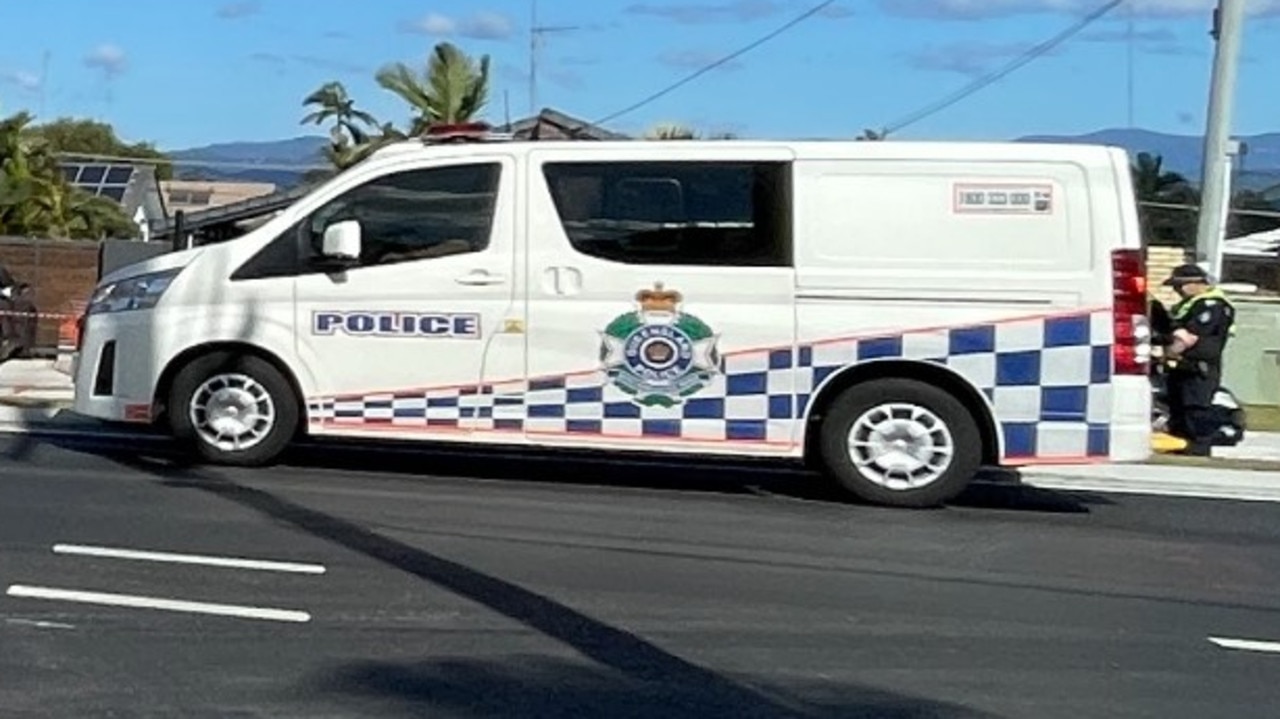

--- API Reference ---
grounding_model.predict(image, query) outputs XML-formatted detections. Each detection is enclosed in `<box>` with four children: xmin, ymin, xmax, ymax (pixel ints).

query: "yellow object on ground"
<box><xmin>1152</xmin><ymin>432</ymin><xmax>1188</xmax><ymax>453</ymax></box>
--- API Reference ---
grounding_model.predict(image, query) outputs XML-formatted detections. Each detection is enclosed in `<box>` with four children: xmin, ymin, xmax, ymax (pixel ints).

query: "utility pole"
<box><xmin>1195</xmin><ymin>0</ymin><xmax>1246</xmax><ymax>281</ymax></box>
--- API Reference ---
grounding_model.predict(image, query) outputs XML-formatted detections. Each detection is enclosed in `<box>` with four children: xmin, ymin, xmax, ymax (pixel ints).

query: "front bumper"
<box><xmin>72</xmin><ymin>311</ymin><xmax>164</xmax><ymax>423</ymax></box>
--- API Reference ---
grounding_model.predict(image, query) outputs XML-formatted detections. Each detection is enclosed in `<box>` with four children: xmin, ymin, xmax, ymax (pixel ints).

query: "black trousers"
<box><xmin>1166</xmin><ymin>365</ymin><xmax>1221</xmax><ymax>456</ymax></box>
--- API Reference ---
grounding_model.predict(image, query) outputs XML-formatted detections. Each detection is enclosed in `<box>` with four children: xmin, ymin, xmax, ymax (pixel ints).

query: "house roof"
<box><xmin>494</xmin><ymin>108</ymin><xmax>630</xmax><ymax>141</ymax></box>
<box><xmin>58</xmin><ymin>160</ymin><xmax>167</xmax><ymax>224</ymax></box>
<box><xmin>161</xmin><ymin>179</ymin><xmax>279</xmax><ymax>214</ymax></box>
<box><xmin>151</xmin><ymin>183</ymin><xmax>312</xmax><ymax>239</ymax></box>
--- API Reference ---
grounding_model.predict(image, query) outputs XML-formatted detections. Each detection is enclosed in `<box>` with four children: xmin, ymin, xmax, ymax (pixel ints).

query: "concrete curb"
<box><xmin>0</xmin><ymin>405</ymin><xmax>156</xmax><ymax>440</ymax></box>
<box><xmin>1018</xmin><ymin>464</ymin><xmax>1280</xmax><ymax>503</ymax></box>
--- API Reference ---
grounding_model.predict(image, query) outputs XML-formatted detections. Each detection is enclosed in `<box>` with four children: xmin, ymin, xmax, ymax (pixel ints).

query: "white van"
<box><xmin>72</xmin><ymin>127</ymin><xmax>1152</xmax><ymax>507</ymax></box>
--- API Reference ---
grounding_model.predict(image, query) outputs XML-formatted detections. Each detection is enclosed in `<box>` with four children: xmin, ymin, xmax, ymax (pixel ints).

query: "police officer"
<box><xmin>1161</xmin><ymin>264</ymin><xmax>1236</xmax><ymax>456</ymax></box>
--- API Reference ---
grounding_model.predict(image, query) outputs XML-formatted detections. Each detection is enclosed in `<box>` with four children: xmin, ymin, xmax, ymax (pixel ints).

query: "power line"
<box><xmin>587</xmin><ymin>0</ymin><xmax>840</xmax><ymax>129</ymax></box>
<box><xmin>880</xmin><ymin>0</ymin><xmax>1125</xmax><ymax>138</ymax></box>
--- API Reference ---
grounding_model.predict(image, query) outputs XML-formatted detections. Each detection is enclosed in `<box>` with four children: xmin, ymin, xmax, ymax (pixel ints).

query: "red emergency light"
<box><xmin>421</xmin><ymin>122</ymin><xmax>510</xmax><ymax>143</ymax></box>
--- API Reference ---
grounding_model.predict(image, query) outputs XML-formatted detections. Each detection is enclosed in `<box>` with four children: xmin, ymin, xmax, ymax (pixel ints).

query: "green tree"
<box><xmin>301</xmin><ymin>80</ymin><xmax>395</xmax><ymax>172</ymax></box>
<box><xmin>25</xmin><ymin>117</ymin><xmax>172</xmax><ymax>180</ymax></box>
<box><xmin>303</xmin><ymin>42</ymin><xmax>492</xmax><ymax>172</ymax></box>
<box><xmin>1131</xmin><ymin>152</ymin><xmax>1199</xmax><ymax>247</ymax></box>
<box><xmin>1229</xmin><ymin>189</ymin><xmax>1280</xmax><ymax>239</ymax></box>
<box><xmin>375</xmin><ymin>42</ymin><xmax>491</xmax><ymax>134</ymax></box>
<box><xmin>301</xmin><ymin>81</ymin><xmax>380</xmax><ymax>144</ymax></box>
<box><xmin>644</xmin><ymin>123</ymin><xmax>697</xmax><ymax>140</ymax></box>
<box><xmin>0</xmin><ymin>111</ymin><xmax>135</xmax><ymax>240</ymax></box>
<box><xmin>642</xmin><ymin>123</ymin><xmax>737</xmax><ymax>140</ymax></box>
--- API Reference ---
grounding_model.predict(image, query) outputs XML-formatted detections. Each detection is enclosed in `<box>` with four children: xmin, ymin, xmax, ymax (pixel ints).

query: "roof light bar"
<box><xmin>421</xmin><ymin>122</ymin><xmax>513</xmax><ymax>144</ymax></box>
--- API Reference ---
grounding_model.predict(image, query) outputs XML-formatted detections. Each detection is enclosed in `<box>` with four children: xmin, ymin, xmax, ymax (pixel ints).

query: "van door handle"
<box><xmin>455</xmin><ymin>270</ymin><xmax>505</xmax><ymax>286</ymax></box>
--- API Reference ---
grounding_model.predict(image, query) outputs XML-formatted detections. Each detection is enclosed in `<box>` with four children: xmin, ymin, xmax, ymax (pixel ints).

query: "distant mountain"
<box><xmin>163</xmin><ymin>128</ymin><xmax>1280</xmax><ymax>192</ymax></box>
<box><xmin>1015</xmin><ymin>128</ymin><xmax>1280</xmax><ymax>192</ymax></box>
<box><xmin>168</xmin><ymin>136</ymin><xmax>328</xmax><ymax>187</ymax></box>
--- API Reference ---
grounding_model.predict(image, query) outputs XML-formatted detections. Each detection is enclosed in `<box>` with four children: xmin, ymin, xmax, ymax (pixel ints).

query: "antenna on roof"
<box><xmin>528</xmin><ymin>0</ymin><xmax>579</xmax><ymax>115</ymax></box>
<box><xmin>39</xmin><ymin>50</ymin><xmax>50</xmax><ymax>118</ymax></box>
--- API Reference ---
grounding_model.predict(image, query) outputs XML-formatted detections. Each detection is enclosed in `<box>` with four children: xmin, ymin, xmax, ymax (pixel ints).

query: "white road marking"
<box><xmin>5</xmin><ymin>618</ymin><xmax>75</xmax><ymax>630</ymax></box>
<box><xmin>5</xmin><ymin>585</ymin><xmax>311</xmax><ymax>623</ymax></box>
<box><xmin>52</xmin><ymin>544</ymin><xmax>326</xmax><ymax>575</ymax></box>
<box><xmin>1208</xmin><ymin>636</ymin><xmax>1280</xmax><ymax>654</ymax></box>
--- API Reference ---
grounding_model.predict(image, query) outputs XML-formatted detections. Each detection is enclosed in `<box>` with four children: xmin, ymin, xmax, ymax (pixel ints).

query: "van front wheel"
<box><xmin>818</xmin><ymin>379</ymin><xmax>982</xmax><ymax>508</ymax></box>
<box><xmin>168</xmin><ymin>353</ymin><xmax>299</xmax><ymax>466</ymax></box>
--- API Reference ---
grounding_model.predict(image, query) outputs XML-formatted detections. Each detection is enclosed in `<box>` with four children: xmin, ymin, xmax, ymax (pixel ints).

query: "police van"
<box><xmin>72</xmin><ymin>124</ymin><xmax>1152</xmax><ymax>507</ymax></box>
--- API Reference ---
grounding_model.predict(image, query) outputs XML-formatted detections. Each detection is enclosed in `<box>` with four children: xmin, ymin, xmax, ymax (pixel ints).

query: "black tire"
<box><xmin>168</xmin><ymin>352</ymin><xmax>299</xmax><ymax>467</ymax></box>
<box><xmin>818</xmin><ymin>378</ymin><xmax>982</xmax><ymax>508</ymax></box>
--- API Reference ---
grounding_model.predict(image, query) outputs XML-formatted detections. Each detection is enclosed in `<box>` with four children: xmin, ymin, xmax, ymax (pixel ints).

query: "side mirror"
<box><xmin>322</xmin><ymin>220</ymin><xmax>362</xmax><ymax>262</ymax></box>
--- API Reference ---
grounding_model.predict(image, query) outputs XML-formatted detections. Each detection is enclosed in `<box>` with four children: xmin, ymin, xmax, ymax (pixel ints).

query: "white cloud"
<box><xmin>399</xmin><ymin>11</ymin><xmax>514</xmax><ymax>40</ymax></box>
<box><xmin>217</xmin><ymin>1</ymin><xmax>262</xmax><ymax>20</ymax></box>
<box><xmin>905</xmin><ymin>41</ymin><xmax>1052</xmax><ymax>76</ymax></box>
<box><xmin>83</xmin><ymin>43</ymin><xmax>127</xmax><ymax>77</ymax></box>
<box><xmin>1</xmin><ymin>70</ymin><xmax>41</xmax><ymax>92</ymax></box>
<box><xmin>402</xmin><ymin>13</ymin><xmax>456</xmax><ymax>35</ymax></box>
<box><xmin>883</xmin><ymin>0</ymin><xmax>1280</xmax><ymax>21</ymax></box>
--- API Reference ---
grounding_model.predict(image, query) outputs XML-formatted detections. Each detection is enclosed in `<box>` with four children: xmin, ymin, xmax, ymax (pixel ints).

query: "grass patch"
<box><xmin>1147</xmin><ymin>454</ymin><xmax>1280</xmax><ymax>472</ymax></box>
<box><xmin>1245</xmin><ymin>404</ymin><xmax>1280</xmax><ymax>433</ymax></box>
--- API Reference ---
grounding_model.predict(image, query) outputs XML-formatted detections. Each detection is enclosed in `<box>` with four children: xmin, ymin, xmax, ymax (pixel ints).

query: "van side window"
<box><xmin>306</xmin><ymin>162</ymin><xmax>501</xmax><ymax>268</ymax></box>
<box><xmin>541</xmin><ymin>161</ymin><xmax>792</xmax><ymax>267</ymax></box>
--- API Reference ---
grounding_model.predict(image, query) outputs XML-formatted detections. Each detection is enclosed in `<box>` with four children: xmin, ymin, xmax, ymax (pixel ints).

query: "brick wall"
<box><xmin>0</xmin><ymin>237</ymin><xmax>99</xmax><ymax>350</ymax></box>
<box><xmin>1147</xmin><ymin>245</ymin><xmax>1189</xmax><ymax>307</ymax></box>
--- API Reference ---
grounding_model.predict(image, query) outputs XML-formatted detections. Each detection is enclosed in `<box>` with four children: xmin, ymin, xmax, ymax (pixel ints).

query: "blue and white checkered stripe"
<box><xmin>308</xmin><ymin>309</ymin><xmax>1115</xmax><ymax>461</ymax></box>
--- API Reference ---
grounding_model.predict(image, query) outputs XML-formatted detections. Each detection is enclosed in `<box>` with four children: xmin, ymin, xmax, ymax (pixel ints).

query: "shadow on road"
<box><xmin>314</xmin><ymin>655</ymin><xmax>1001</xmax><ymax>719</ymax></box>
<box><xmin>15</xmin><ymin>429</ymin><xmax>1113</xmax><ymax>515</ymax></box>
<box><xmin>84</xmin><ymin>450</ymin><xmax>1001</xmax><ymax>719</ymax></box>
<box><xmin>277</xmin><ymin>440</ymin><xmax>1112</xmax><ymax>515</ymax></box>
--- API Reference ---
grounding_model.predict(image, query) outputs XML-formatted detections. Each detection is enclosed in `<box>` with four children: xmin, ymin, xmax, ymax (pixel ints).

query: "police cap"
<box><xmin>1163</xmin><ymin>263</ymin><xmax>1211</xmax><ymax>287</ymax></box>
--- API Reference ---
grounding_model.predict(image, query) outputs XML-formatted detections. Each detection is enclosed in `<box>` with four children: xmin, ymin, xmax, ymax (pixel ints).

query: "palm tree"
<box><xmin>1131</xmin><ymin>152</ymin><xmax>1191</xmax><ymax>201</ymax></box>
<box><xmin>375</xmin><ymin>42</ymin><xmax>491</xmax><ymax>135</ymax></box>
<box><xmin>644</xmin><ymin>123</ymin><xmax>698</xmax><ymax>140</ymax></box>
<box><xmin>301</xmin><ymin>81</ymin><xmax>389</xmax><ymax>172</ymax></box>
<box><xmin>301</xmin><ymin>81</ymin><xmax>380</xmax><ymax>145</ymax></box>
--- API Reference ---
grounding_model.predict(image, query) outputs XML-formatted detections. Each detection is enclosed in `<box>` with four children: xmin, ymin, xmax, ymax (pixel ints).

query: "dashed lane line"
<box><xmin>5</xmin><ymin>585</ymin><xmax>311</xmax><ymax>623</ymax></box>
<box><xmin>51</xmin><ymin>544</ymin><xmax>327</xmax><ymax>575</ymax></box>
<box><xmin>1208</xmin><ymin>636</ymin><xmax>1280</xmax><ymax>654</ymax></box>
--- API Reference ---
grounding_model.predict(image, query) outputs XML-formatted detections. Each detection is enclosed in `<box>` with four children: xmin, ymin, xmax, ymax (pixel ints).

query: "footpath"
<box><xmin>2</xmin><ymin>358</ymin><xmax>1278</xmax><ymax>502</ymax></box>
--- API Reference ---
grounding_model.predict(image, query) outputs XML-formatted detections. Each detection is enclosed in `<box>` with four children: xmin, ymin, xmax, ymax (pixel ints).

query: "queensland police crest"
<box><xmin>600</xmin><ymin>283</ymin><xmax>721</xmax><ymax>407</ymax></box>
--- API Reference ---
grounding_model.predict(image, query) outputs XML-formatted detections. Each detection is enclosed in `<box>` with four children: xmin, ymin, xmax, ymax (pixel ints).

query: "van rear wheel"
<box><xmin>168</xmin><ymin>353</ymin><xmax>299</xmax><ymax>466</ymax></box>
<box><xmin>818</xmin><ymin>379</ymin><xmax>982</xmax><ymax>508</ymax></box>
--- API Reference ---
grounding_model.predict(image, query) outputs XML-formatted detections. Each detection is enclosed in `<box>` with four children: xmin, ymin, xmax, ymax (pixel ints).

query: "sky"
<box><xmin>1</xmin><ymin>0</ymin><xmax>1279</xmax><ymax>151</ymax></box>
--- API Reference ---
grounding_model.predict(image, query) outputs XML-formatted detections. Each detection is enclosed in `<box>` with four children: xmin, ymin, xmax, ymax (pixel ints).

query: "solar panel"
<box><xmin>78</xmin><ymin>165</ymin><xmax>106</xmax><ymax>184</ymax></box>
<box><xmin>59</xmin><ymin>162</ymin><xmax>139</xmax><ymax>206</ymax></box>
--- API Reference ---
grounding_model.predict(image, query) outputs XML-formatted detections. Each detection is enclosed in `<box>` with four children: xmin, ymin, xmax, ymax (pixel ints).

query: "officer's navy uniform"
<box><xmin>1163</xmin><ymin>266</ymin><xmax>1236</xmax><ymax>456</ymax></box>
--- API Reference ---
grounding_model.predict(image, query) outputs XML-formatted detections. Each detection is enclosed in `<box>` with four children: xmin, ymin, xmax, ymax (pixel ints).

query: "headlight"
<box><xmin>87</xmin><ymin>268</ymin><xmax>183</xmax><ymax>315</ymax></box>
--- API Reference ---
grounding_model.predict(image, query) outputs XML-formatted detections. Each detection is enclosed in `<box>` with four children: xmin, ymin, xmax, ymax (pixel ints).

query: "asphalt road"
<box><xmin>2</xmin><ymin>434</ymin><xmax>1279</xmax><ymax>718</ymax></box>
